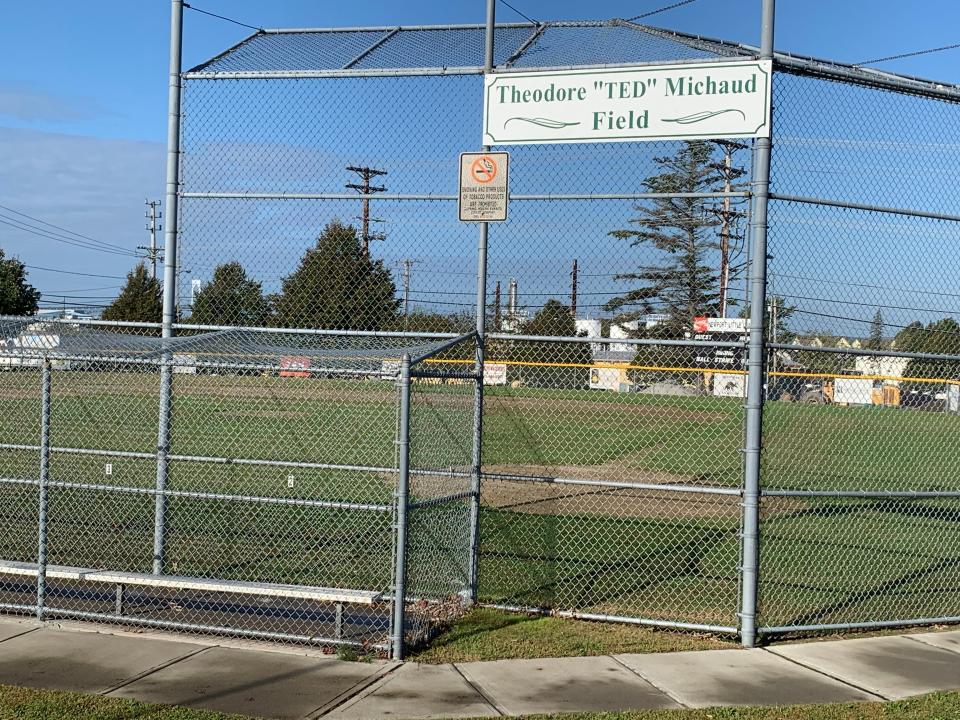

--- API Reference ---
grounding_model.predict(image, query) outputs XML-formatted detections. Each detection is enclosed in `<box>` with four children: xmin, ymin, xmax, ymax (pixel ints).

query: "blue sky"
<box><xmin>2</xmin><ymin>0</ymin><xmax>960</xmax><ymax>330</ymax></box>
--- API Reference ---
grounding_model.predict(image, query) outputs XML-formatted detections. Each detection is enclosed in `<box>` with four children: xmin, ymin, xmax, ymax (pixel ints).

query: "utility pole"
<box><xmin>493</xmin><ymin>280</ymin><xmax>501</xmax><ymax>331</ymax></box>
<box><xmin>711</xmin><ymin>141</ymin><xmax>747</xmax><ymax>317</ymax></box>
<box><xmin>140</xmin><ymin>200</ymin><xmax>162</xmax><ymax>280</ymax></box>
<box><xmin>570</xmin><ymin>259</ymin><xmax>578</xmax><ymax>318</ymax></box>
<box><xmin>399</xmin><ymin>258</ymin><xmax>417</xmax><ymax>330</ymax></box>
<box><xmin>346</xmin><ymin>166</ymin><xmax>387</xmax><ymax>256</ymax></box>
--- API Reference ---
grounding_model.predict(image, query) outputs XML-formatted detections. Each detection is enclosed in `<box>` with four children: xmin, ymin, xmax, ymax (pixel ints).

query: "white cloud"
<box><xmin>0</xmin><ymin>127</ymin><xmax>165</xmax><ymax>290</ymax></box>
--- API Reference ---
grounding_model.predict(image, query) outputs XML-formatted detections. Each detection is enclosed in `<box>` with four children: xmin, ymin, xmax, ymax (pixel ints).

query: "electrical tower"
<box><xmin>140</xmin><ymin>200</ymin><xmax>163</xmax><ymax>280</ymax></box>
<box><xmin>346</xmin><ymin>166</ymin><xmax>387</xmax><ymax>256</ymax></box>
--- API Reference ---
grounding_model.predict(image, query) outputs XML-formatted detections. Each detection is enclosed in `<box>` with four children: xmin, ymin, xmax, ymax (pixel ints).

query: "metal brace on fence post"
<box><xmin>36</xmin><ymin>360</ymin><xmax>52</xmax><ymax>621</ymax></box>
<box><xmin>391</xmin><ymin>355</ymin><xmax>412</xmax><ymax>661</ymax></box>
<box><xmin>154</xmin><ymin>0</ymin><xmax>184</xmax><ymax>576</ymax></box>
<box><xmin>467</xmin><ymin>0</ymin><xmax>497</xmax><ymax>605</ymax></box>
<box><xmin>740</xmin><ymin>0</ymin><xmax>776</xmax><ymax>649</ymax></box>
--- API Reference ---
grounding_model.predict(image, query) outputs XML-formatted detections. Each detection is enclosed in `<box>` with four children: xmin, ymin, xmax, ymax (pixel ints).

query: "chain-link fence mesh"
<box><xmin>759</xmin><ymin>66</ymin><xmax>960</xmax><ymax>636</ymax></box>
<box><xmin>0</xmin><ymin>319</ymin><xmax>478</xmax><ymax>655</ymax></box>
<box><xmin>4</xmin><ymin>18</ymin><xmax>960</xmax><ymax>650</ymax></box>
<box><xmin>475</xmin><ymin>339</ymin><xmax>743</xmax><ymax>629</ymax></box>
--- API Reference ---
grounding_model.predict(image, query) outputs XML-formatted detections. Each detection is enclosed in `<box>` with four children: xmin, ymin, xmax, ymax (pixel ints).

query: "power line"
<box><xmin>498</xmin><ymin>0</ymin><xmax>539</xmax><ymax>25</ymax></box>
<box><xmin>0</xmin><ymin>217</ymin><xmax>137</xmax><ymax>257</ymax></box>
<box><xmin>774</xmin><ymin>272</ymin><xmax>960</xmax><ymax>301</ymax></box>
<box><xmin>182</xmin><ymin>2</ymin><xmax>262</xmax><ymax>32</ymax></box>
<box><xmin>41</xmin><ymin>285</ymin><xmax>122</xmax><ymax>294</ymax></box>
<box><xmin>0</xmin><ymin>203</ymin><xmax>132</xmax><ymax>253</ymax></box>
<box><xmin>858</xmin><ymin>42</ymin><xmax>960</xmax><ymax>66</ymax></box>
<box><xmin>781</xmin><ymin>292</ymin><xmax>960</xmax><ymax>320</ymax></box>
<box><xmin>24</xmin><ymin>265</ymin><xmax>126</xmax><ymax>280</ymax></box>
<box><xmin>626</xmin><ymin>0</ymin><xmax>698</xmax><ymax>22</ymax></box>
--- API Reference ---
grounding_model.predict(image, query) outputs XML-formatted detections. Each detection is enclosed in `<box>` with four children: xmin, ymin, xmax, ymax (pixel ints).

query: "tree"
<box><xmin>190</xmin><ymin>262</ymin><xmax>268</xmax><ymax>327</ymax></box>
<box><xmin>0</xmin><ymin>249</ymin><xmax>40</xmax><ymax>315</ymax></box>
<box><xmin>506</xmin><ymin>299</ymin><xmax>593</xmax><ymax>389</ymax></box>
<box><xmin>897</xmin><ymin>318</ymin><xmax>960</xmax><ymax>388</ymax></box>
<box><xmin>101</xmin><ymin>263</ymin><xmax>162</xmax><ymax>324</ymax></box>
<box><xmin>865</xmin><ymin>309</ymin><xmax>885</xmax><ymax>351</ymax></box>
<box><xmin>273</xmin><ymin>221</ymin><xmax>399</xmax><ymax>330</ymax></box>
<box><xmin>605</xmin><ymin>141</ymin><xmax>735</xmax><ymax>335</ymax></box>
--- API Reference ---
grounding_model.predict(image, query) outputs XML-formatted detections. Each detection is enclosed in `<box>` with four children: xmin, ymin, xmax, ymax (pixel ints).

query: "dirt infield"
<box><xmin>485</xmin><ymin>394</ymin><xmax>730</xmax><ymax>423</ymax></box>
<box><xmin>407</xmin><ymin>459</ymin><xmax>749</xmax><ymax>520</ymax></box>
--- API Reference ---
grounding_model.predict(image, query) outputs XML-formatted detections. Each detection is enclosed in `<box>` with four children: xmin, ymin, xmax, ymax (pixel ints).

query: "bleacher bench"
<box><xmin>0</xmin><ymin>560</ymin><xmax>380</xmax><ymax>639</ymax></box>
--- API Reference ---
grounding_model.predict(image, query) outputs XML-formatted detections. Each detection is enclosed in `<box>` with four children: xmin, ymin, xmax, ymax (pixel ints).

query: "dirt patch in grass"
<box><xmin>478</xmin><ymin>474</ymin><xmax>741</xmax><ymax>519</ymax></box>
<box><xmin>474</xmin><ymin>456</ymin><xmax>742</xmax><ymax>519</ymax></box>
<box><xmin>215</xmin><ymin>409</ymin><xmax>311</xmax><ymax>420</ymax></box>
<box><xmin>486</xmin><ymin>395</ymin><xmax>729</xmax><ymax>423</ymax></box>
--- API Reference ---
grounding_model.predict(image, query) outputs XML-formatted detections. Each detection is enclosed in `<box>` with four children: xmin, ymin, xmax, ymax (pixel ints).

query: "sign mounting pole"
<box><xmin>468</xmin><ymin>0</ymin><xmax>496</xmax><ymax>603</ymax></box>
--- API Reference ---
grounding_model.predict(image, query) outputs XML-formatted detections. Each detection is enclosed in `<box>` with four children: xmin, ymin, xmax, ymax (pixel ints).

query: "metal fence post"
<box><xmin>36</xmin><ymin>360</ymin><xmax>52</xmax><ymax>620</ymax></box>
<box><xmin>467</xmin><ymin>0</ymin><xmax>496</xmax><ymax>604</ymax></box>
<box><xmin>740</xmin><ymin>0</ymin><xmax>776</xmax><ymax>649</ymax></box>
<box><xmin>154</xmin><ymin>0</ymin><xmax>184</xmax><ymax>575</ymax></box>
<box><xmin>391</xmin><ymin>354</ymin><xmax>412</xmax><ymax>661</ymax></box>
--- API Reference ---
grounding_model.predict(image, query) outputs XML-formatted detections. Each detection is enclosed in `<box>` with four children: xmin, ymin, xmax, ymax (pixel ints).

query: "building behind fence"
<box><xmin>2</xmin><ymin>0</ymin><xmax>960</xmax><ymax>657</ymax></box>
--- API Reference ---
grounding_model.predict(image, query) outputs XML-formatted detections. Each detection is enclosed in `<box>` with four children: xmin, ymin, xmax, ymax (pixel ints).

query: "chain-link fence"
<box><xmin>3</xmin><ymin>12</ymin><xmax>960</xmax><ymax>652</ymax></box>
<box><xmin>0</xmin><ymin>318</ymin><xmax>477</xmax><ymax>658</ymax></box>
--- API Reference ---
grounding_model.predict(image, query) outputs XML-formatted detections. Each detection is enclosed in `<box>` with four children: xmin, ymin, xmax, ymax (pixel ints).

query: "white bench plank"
<box><xmin>0</xmin><ymin>562</ymin><xmax>380</xmax><ymax>605</ymax></box>
<box><xmin>0</xmin><ymin>560</ymin><xmax>98</xmax><ymax>581</ymax></box>
<box><xmin>86</xmin><ymin>571</ymin><xmax>381</xmax><ymax>604</ymax></box>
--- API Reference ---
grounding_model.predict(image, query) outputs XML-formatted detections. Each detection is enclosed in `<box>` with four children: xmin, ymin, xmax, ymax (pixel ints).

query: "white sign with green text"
<box><xmin>483</xmin><ymin>60</ymin><xmax>771</xmax><ymax>145</ymax></box>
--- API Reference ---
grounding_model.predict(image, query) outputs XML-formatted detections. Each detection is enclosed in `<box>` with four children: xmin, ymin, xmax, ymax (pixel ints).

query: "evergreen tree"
<box><xmin>191</xmin><ymin>262</ymin><xmax>268</xmax><ymax>327</ymax></box>
<box><xmin>605</xmin><ymin>141</ymin><xmax>733</xmax><ymax>335</ymax></box>
<box><xmin>101</xmin><ymin>263</ymin><xmax>162</xmax><ymax>324</ymax></box>
<box><xmin>273</xmin><ymin>221</ymin><xmax>399</xmax><ymax>330</ymax></box>
<box><xmin>0</xmin><ymin>249</ymin><xmax>40</xmax><ymax>315</ymax></box>
<box><xmin>865</xmin><ymin>309</ymin><xmax>885</xmax><ymax>350</ymax></box>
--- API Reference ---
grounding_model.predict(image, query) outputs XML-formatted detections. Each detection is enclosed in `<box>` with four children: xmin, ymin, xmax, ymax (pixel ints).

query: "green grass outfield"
<box><xmin>1</xmin><ymin>370</ymin><xmax>959</xmax><ymax>633</ymax></box>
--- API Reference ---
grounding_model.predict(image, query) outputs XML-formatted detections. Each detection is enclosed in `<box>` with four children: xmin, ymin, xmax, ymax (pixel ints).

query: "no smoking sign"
<box><xmin>459</xmin><ymin>151</ymin><xmax>509</xmax><ymax>222</ymax></box>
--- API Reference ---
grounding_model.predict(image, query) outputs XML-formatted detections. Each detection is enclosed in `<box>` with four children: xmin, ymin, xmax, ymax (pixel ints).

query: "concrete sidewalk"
<box><xmin>0</xmin><ymin>617</ymin><xmax>958</xmax><ymax>719</ymax></box>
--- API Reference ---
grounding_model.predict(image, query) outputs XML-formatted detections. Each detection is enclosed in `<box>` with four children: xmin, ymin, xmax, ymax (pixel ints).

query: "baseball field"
<box><xmin>0</xmin><ymin>366</ymin><xmax>957</xmax><ymax>636</ymax></box>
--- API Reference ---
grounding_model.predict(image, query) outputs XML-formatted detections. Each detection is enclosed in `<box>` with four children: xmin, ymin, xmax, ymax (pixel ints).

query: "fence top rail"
<box><xmin>182</xmin><ymin>16</ymin><xmax>960</xmax><ymax>101</ymax></box>
<box><xmin>184</xmin><ymin>17</ymin><xmax>751</xmax><ymax>78</ymax></box>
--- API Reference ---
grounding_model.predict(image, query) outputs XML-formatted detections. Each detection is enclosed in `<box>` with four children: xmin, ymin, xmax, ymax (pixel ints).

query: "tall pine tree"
<box><xmin>191</xmin><ymin>262</ymin><xmax>268</xmax><ymax>327</ymax></box>
<box><xmin>605</xmin><ymin>141</ymin><xmax>730</xmax><ymax>336</ymax></box>
<box><xmin>865</xmin><ymin>309</ymin><xmax>885</xmax><ymax>350</ymax></box>
<box><xmin>101</xmin><ymin>263</ymin><xmax>162</xmax><ymax>324</ymax></box>
<box><xmin>273</xmin><ymin>221</ymin><xmax>399</xmax><ymax>330</ymax></box>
